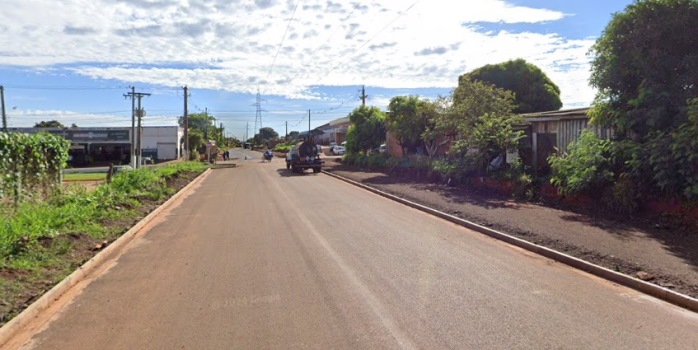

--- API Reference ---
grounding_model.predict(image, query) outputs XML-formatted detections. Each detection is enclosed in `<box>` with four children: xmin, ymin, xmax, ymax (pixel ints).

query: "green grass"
<box><xmin>63</xmin><ymin>172</ymin><xmax>107</xmax><ymax>181</ymax></box>
<box><xmin>1</xmin><ymin>161</ymin><xmax>208</xmax><ymax>265</ymax></box>
<box><xmin>0</xmin><ymin>161</ymin><xmax>208</xmax><ymax>324</ymax></box>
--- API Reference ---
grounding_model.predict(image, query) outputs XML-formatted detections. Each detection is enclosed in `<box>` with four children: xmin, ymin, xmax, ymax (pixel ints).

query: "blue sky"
<box><xmin>0</xmin><ymin>0</ymin><xmax>634</xmax><ymax>140</ymax></box>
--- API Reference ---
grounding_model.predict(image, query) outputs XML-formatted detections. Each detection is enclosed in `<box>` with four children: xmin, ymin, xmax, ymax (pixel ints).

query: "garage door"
<box><xmin>157</xmin><ymin>143</ymin><xmax>177</xmax><ymax>161</ymax></box>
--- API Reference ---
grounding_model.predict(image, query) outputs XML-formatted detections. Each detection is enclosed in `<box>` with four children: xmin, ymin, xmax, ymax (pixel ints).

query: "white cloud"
<box><xmin>0</xmin><ymin>0</ymin><xmax>595</xmax><ymax>107</ymax></box>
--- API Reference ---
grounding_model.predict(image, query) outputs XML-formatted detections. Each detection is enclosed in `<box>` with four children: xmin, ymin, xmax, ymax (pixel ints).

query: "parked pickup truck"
<box><xmin>286</xmin><ymin>139</ymin><xmax>323</xmax><ymax>173</ymax></box>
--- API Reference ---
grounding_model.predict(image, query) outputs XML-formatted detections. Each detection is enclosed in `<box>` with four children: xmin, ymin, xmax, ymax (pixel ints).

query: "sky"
<box><xmin>0</xmin><ymin>0</ymin><xmax>635</xmax><ymax>140</ymax></box>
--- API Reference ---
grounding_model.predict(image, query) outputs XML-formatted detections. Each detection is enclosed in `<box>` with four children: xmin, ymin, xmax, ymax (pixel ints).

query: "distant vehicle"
<box><xmin>379</xmin><ymin>144</ymin><xmax>387</xmax><ymax>153</ymax></box>
<box><xmin>286</xmin><ymin>139</ymin><xmax>323</xmax><ymax>173</ymax></box>
<box><xmin>243</xmin><ymin>143</ymin><xmax>251</xmax><ymax>149</ymax></box>
<box><xmin>332</xmin><ymin>145</ymin><xmax>346</xmax><ymax>155</ymax></box>
<box><xmin>263</xmin><ymin>150</ymin><xmax>273</xmax><ymax>162</ymax></box>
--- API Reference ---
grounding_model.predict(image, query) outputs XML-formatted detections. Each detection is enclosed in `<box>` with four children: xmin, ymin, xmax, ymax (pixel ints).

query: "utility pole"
<box><xmin>124</xmin><ymin>91</ymin><xmax>151</xmax><ymax>168</ymax></box>
<box><xmin>245</xmin><ymin>121</ymin><xmax>249</xmax><ymax>141</ymax></box>
<box><xmin>183</xmin><ymin>86</ymin><xmax>189</xmax><ymax>161</ymax></box>
<box><xmin>123</xmin><ymin>87</ymin><xmax>136</xmax><ymax>167</ymax></box>
<box><xmin>359</xmin><ymin>85</ymin><xmax>368</xmax><ymax>107</ymax></box>
<box><xmin>308</xmin><ymin>109</ymin><xmax>311</xmax><ymax>133</ymax></box>
<box><xmin>204</xmin><ymin>107</ymin><xmax>209</xmax><ymax>140</ymax></box>
<box><xmin>285</xmin><ymin>121</ymin><xmax>288</xmax><ymax>140</ymax></box>
<box><xmin>1</xmin><ymin>85</ymin><xmax>6</xmax><ymax>132</ymax></box>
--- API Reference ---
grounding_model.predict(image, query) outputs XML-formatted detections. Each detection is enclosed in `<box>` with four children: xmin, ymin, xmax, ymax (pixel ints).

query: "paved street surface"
<box><xmin>13</xmin><ymin>153</ymin><xmax>698</xmax><ymax>349</ymax></box>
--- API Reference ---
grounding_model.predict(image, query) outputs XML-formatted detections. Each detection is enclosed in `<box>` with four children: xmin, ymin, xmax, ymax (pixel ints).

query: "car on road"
<box><xmin>332</xmin><ymin>145</ymin><xmax>346</xmax><ymax>155</ymax></box>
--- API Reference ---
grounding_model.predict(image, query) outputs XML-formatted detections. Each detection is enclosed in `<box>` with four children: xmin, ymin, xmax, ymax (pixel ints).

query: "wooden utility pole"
<box><xmin>308</xmin><ymin>109</ymin><xmax>311</xmax><ymax>133</ymax></box>
<box><xmin>183</xmin><ymin>86</ymin><xmax>189</xmax><ymax>161</ymax></box>
<box><xmin>1</xmin><ymin>85</ymin><xmax>6</xmax><ymax>132</ymax></box>
<box><xmin>360</xmin><ymin>85</ymin><xmax>367</xmax><ymax>107</ymax></box>
<box><xmin>123</xmin><ymin>87</ymin><xmax>136</xmax><ymax>167</ymax></box>
<box><xmin>128</xmin><ymin>92</ymin><xmax>151</xmax><ymax>168</ymax></box>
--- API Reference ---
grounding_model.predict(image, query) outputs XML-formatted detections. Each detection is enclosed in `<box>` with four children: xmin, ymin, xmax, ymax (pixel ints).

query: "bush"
<box><xmin>273</xmin><ymin>144</ymin><xmax>291</xmax><ymax>152</ymax></box>
<box><xmin>548</xmin><ymin>130</ymin><xmax>615</xmax><ymax>196</ymax></box>
<box><xmin>342</xmin><ymin>153</ymin><xmax>402</xmax><ymax>170</ymax></box>
<box><xmin>0</xmin><ymin>161</ymin><xmax>207</xmax><ymax>262</ymax></box>
<box><xmin>0</xmin><ymin>132</ymin><xmax>69</xmax><ymax>205</ymax></box>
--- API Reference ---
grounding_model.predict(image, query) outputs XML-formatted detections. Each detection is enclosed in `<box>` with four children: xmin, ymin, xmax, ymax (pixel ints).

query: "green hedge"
<box><xmin>0</xmin><ymin>132</ymin><xmax>69</xmax><ymax>205</ymax></box>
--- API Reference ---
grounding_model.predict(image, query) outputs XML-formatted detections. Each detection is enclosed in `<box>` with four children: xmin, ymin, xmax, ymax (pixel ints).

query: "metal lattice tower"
<box><xmin>253</xmin><ymin>89</ymin><xmax>264</xmax><ymax>135</ymax></box>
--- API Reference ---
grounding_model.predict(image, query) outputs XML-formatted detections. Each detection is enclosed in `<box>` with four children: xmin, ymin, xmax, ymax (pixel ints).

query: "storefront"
<box><xmin>9</xmin><ymin>126</ymin><xmax>182</xmax><ymax>167</ymax></box>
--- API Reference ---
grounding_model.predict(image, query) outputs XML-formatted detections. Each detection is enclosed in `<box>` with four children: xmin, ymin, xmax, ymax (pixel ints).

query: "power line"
<box><xmin>6</xmin><ymin>85</ymin><xmax>128</xmax><ymax>90</ymax></box>
<box><xmin>267</xmin><ymin>0</ymin><xmax>302</xmax><ymax>80</ymax></box>
<box><xmin>316</xmin><ymin>1</ymin><xmax>420</xmax><ymax>84</ymax></box>
<box><xmin>281</xmin><ymin>1</ymin><xmax>364</xmax><ymax>86</ymax></box>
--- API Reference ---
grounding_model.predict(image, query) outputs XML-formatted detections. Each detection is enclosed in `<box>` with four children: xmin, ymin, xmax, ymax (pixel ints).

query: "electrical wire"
<box><xmin>315</xmin><ymin>0</ymin><xmax>420</xmax><ymax>84</ymax></box>
<box><xmin>266</xmin><ymin>0</ymin><xmax>302</xmax><ymax>80</ymax></box>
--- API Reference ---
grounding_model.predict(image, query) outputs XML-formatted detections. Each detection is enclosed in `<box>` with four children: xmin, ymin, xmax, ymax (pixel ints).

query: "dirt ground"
<box><xmin>322</xmin><ymin>160</ymin><xmax>698</xmax><ymax>299</ymax></box>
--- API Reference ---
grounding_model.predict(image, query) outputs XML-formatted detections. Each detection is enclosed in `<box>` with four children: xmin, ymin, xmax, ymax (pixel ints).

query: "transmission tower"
<box><xmin>253</xmin><ymin>89</ymin><xmax>265</xmax><ymax>135</ymax></box>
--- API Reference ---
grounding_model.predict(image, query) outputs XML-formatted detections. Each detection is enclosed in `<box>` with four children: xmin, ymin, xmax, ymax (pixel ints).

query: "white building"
<box><xmin>9</xmin><ymin>126</ymin><xmax>183</xmax><ymax>166</ymax></box>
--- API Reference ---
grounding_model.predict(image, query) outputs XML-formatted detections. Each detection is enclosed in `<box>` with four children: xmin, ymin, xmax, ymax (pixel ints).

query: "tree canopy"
<box><xmin>386</xmin><ymin>95</ymin><xmax>429</xmax><ymax>156</ymax></box>
<box><xmin>459</xmin><ymin>58</ymin><xmax>562</xmax><ymax>114</ymax></box>
<box><xmin>555</xmin><ymin>0</ymin><xmax>698</xmax><ymax>203</ymax></box>
<box><xmin>589</xmin><ymin>0</ymin><xmax>698</xmax><ymax>138</ymax></box>
<box><xmin>345</xmin><ymin>105</ymin><xmax>386</xmax><ymax>154</ymax></box>
<box><xmin>448</xmin><ymin>79</ymin><xmax>522</xmax><ymax>173</ymax></box>
<box><xmin>34</xmin><ymin>120</ymin><xmax>66</xmax><ymax>128</ymax></box>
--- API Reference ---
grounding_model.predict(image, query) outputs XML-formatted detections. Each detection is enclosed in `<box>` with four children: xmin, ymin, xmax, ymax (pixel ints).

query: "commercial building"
<box><xmin>9</xmin><ymin>126</ymin><xmax>183</xmax><ymax>166</ymax></box>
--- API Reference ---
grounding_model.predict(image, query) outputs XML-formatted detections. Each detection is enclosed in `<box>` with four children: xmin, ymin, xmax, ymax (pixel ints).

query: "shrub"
<box><xmin>548</xmin><ymin>130</ymin><xmax>615</xmax><ymax>196</ymax></box>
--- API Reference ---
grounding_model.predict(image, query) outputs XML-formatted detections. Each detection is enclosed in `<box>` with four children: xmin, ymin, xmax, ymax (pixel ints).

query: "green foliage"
<box><xmin>588</xmin><ymin>0</ymin><xmax>698</xmax><ymax>202</ymax></box>
<box><xmin>420</xmin><ymin>96</ymin><xmax>451</xmax><ymax>159</ymax></box>
<box><xmin>345</xmin><ymin>106</ymin><xmax>386</xmax><ymax>154</ymax></box>
<box><xmin>0</xmin><ymin>132</ymin><xmax>69</xmax><ymax>204</ymax></box>
<box><xmin>34</xmin><ymin>120</ymin><xmax>66</xmax><ymax>128</ymax></box>
<box><xmin>460</xmin><ymin>58</ymin><xmax>562</xmax><ymax>113</ymax></box>
<box><xmin>0</xmin><ymin>162</ymin><xmax>207</xmax><ymax>261</ymax></box>
<box><xmin>288</xmin><ymin>131</ymin><xmax>300</xmax><ymax>141</ymax></box>
<box><xmin>386</xmin><ymin>95</ymin><xmax>429</xmax><ymax>156</ymax></box>
<box><xmin>449</xmin><ymin>80</ymin><xmax>522</xmax><ymax>174</ymax></box>
<box><xmin>645</xmin><ymin>98</ymin><xmax>698</xmax><ymax>198</ymax></box>
<box><xmin>548</xmin><ymin>130</ymin><xmax>615</xmax><ymax>196</ymax></box>
<box><xmin>273</xmin><ymin>144</ymin><xmax>292</xmax><ymax>152</ymax></box>
<box><xmin>589</xmin><ymin>0</ymin><xmax>698</xmax><ymax>138</ymax></box>
<box><xmin>179</xmin><ymin>113</ymin><xmax>225</xmax><ymax>146</ymax></box>
<box><xmin>254</xmin><ymin>127</ymin><xmax>279</xmax><ymax>145</ymax></box>
<box><xmin>187</xmin><ymin>129</ymin><xmax>205</xmax><ymax>158</ymax></box>
<box><xmin>602</xmin><ymin>173</ymin><xmax>640</xmax><ymax>214</ymax></box>
<box><xmin>343</xmin><ymin>153</ymin><xmax>400</xmax><ymax>169</ymax></box>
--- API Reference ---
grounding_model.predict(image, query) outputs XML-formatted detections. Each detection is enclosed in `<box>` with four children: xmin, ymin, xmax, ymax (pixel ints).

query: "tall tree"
<box><xmin>554</xmin><ymin>0</ymin><xmax>698</xmax><ymax>202</ymax></box>
<box><xmin>386</xmin><ymin>95</ymin><xmax>429</xmax><ymax>157</ymax></box>
<box><xmin>255</xmin><ymin>127</ymin><xmax>279</xmax><ymax>144</ymax></box>
<box><xmin>34</xmin><ymin>120</ymin><xmax>66</xmax><ymax>128</ymax></box>
<box><xmin>178</xmin><ymin>113</ymin><xmax>215</xmax><ymax>138</ymax></box>
<box><xmin>459</xmin><ymin>58</ymin><xmax>562</xmax><ymax>114</ymax></box>
<box><xmin>420</xmin><ymin>96</ymin><xmax>452</xmax><ymax>159</ymax></box>
<box><xmin>589</xmin><ymin>0</ymin><xmax>698</xmax><ymax>139</ymax></box>
<box><xmin>448</xmin><ymin>80</ymin><xmax>522</xmax><ymax>173</ymax></box>
<box><xmin>345</xmin><ymin>106</ymin><xmax>386</xmax><ymax>154</ymax></box>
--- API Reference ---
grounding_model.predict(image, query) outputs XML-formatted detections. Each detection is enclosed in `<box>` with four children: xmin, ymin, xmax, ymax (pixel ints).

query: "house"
<box><xmin>316</xmin><ymin>116</ymin><xmax>351</xmax><ymax>145</ymax></box>
<box><xmin>384</xmin><ymin>107</ymin><xmax>614</xmax><ymax>173</ymax></box>
<box><xmin>518</xmin><ymin>107</ymin><xmax>614</xmax><ymax>172</ymax></box>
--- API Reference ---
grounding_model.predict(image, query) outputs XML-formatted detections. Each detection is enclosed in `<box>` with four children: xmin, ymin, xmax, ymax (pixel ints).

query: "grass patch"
<box><xmin>63</xmin><ymin>172</ymin><xmax>107</xmax><ymax>181</ymax></box>
<box><xmin>0</xmin><ymin>161</ymin><xmax>208</xmax><ymax>325</ymax></box>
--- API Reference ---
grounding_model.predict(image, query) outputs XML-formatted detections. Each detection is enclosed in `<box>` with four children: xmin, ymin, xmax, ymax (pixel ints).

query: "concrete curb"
<box><xmin>322</xmin><ymin>170</ymin><xmax>698</xmax><ymax>314</ymax></box>
<box><xmin>0</xmin><ymin>168</ymin><xmax>212</xmax><ymax>347</ymax></box>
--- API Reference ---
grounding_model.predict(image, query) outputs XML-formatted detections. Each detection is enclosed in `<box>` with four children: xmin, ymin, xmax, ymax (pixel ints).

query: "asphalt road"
<box><xmin>13</xmin><ymin>156</ymin><xmax>698</xmax><ymax>349</ymax></box>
